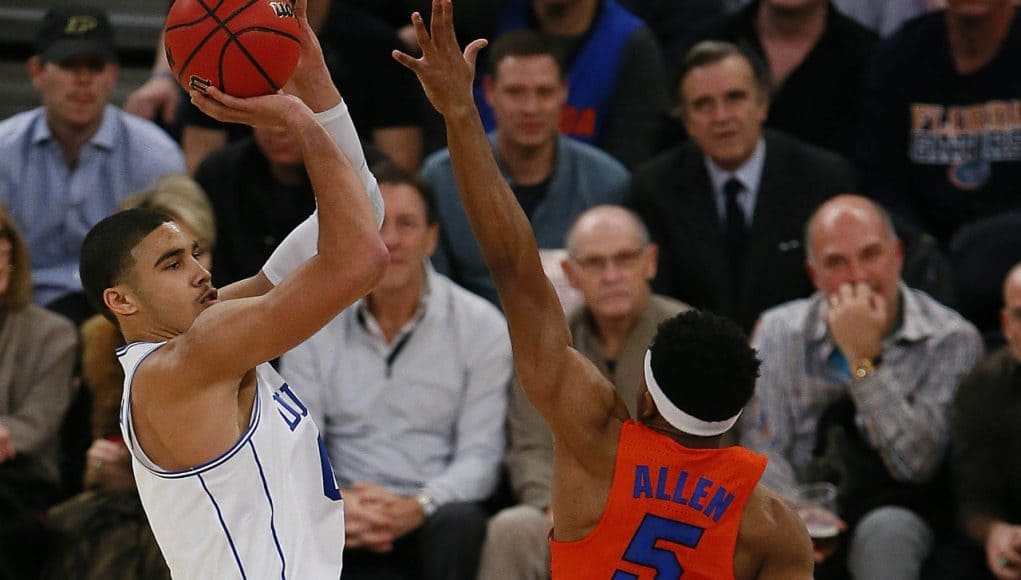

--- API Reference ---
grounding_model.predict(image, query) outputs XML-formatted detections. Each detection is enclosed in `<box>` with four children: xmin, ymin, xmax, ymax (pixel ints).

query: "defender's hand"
<box><xmin>392</xmin><ymin>0</ymin><xmax>488</xmax><ymax>118</ymax></box>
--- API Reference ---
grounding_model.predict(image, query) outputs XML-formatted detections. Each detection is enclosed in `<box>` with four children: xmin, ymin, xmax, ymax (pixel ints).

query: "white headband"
<box><xmin>643</xmin><ymin>350</ymin><xmax>742</xmax><ymax>437</ymax></box>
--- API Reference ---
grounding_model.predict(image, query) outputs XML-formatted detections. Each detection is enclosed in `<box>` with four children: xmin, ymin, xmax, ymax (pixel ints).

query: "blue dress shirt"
<box><xmin>0</xmin><ymin>105</ymin><xmax>185</xmax><ymax>304</ymax></box>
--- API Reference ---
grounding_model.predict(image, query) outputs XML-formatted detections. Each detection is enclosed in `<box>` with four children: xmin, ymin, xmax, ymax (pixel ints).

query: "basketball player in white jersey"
<box><xmin>78</xmin><ymin>2</ymin><xmax>387</xmax><ymax>577</ymax></box>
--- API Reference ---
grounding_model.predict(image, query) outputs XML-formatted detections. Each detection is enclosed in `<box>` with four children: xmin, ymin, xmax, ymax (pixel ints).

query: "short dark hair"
<box><xmin>487</xmin><ymin>29</ymin><xmax>566</xmax><ymax>80</ymax></box>
<box><xmin>648</xmin><ymin>310</ymin><xmax>760</xmax><ymax>423</ymax></box>
<box><xmin>80</xmin><ymin>208</ymin><xmax>172</xmax><ymax>323</ymax></box>
<box><xmin>370</xmin><ymin>160</ymin><xmax>439</xmax><ymax>225</ymax></box>
<box><xmin>674</xmin><ymin>40</ymin><xmax>771</xmax><ymax>103</ymax></box>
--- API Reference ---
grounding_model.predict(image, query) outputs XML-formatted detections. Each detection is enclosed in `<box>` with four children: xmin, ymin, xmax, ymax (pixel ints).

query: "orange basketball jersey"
<box><xmin>550</xmin><ymin>420</ymin><xmax>767</xmax><ymax>579</ymax></box>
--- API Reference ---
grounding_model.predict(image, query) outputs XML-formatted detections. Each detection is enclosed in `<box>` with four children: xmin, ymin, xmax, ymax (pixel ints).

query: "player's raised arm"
<box><xmin>217</xmin><ymin>0</ymin><xmax>384</xmax><ymax>302</ymax></box>
<box><xmin>171</xmin><ymin>86</ymin><xmax>386</xmax><ymax>382</ymax></box>
<box><xmin>393</xmin><ymin>0</ymin><xmax>623</xmax><ymax>433</ymax></box>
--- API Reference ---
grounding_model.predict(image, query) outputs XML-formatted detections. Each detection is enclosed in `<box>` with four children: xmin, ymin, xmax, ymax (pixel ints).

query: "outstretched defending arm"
<box><xmin>393</xmin><ymin>0</ymin><xmax>625</xmax><ymax>444</ymax></box>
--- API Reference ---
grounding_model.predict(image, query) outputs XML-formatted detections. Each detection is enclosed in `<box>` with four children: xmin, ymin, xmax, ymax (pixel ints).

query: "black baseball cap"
<box><xmin>35</xmin><ymin>6</ymin><xmax>116</xmax><ymax>64</ymax></box>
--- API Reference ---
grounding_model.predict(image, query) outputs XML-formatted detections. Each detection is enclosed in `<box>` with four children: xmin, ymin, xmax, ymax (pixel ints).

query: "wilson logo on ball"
<box><xmin>163</xmin><ymin>0</ymin><xmax>300</xmax><ymax>98</ymax></box>
<box><xmin>269</xmin><ymin>2</ymin><xmax>296</xmax><ymax>18</ymax></box>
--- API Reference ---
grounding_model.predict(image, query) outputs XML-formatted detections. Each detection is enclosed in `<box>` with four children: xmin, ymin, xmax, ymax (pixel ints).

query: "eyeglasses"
<box><xmin>571</xmin><ymin>247</ymin><xmax>646</xmax><ymax>274</ymax></box>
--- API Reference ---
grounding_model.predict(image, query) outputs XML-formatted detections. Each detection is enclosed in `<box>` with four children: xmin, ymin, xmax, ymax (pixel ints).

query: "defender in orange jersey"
<box><xmin>394</xmin><ymin>1</ymin><xmax>814</xmax><ymax>578</ymax></box>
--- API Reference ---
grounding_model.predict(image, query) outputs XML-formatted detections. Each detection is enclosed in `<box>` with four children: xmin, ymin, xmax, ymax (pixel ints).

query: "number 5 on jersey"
<box><xmin>612</xmin><ymin>514</ymin><xmax>705</xmax><ymax>579</ymax></box>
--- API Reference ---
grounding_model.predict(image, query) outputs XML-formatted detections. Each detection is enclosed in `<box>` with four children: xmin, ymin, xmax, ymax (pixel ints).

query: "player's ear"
<box><xmin>639</xmin><ymin>390</ymin><xmax>656</xmax><ymax>420</ymax></box>
<box><xmin>104</xmin><ymin>285</ymin><xmax>139</xmax><ymax>318</ymax></box>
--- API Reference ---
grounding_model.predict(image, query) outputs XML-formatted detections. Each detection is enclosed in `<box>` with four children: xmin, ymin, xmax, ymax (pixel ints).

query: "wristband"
<box><xmin>262</xmin><ymin>101</ymin><xmax>385</xmax><ymax>284</ymax></box>
<box><xmin>150</xmin><ymin>70</ymin><xmax>176</xmax><ymax>81</ymax></box>
<box><xmin>314</xmin><ymin>101</ymin><xmax>384</xmax><ymax>227</ymax></box>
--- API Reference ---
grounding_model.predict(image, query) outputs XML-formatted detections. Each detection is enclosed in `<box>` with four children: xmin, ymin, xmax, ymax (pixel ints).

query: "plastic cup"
<box><xmin>794</xmin><ymin>482</ymin><xmax>841</xmax><ymax>549</ymax></box>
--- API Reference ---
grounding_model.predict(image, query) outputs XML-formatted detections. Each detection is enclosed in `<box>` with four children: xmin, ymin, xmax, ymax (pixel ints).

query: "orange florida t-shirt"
<box><xmin>550</xmin><ymin>420</ymin><xmax>767</xmax><ymax>579</ymax></box>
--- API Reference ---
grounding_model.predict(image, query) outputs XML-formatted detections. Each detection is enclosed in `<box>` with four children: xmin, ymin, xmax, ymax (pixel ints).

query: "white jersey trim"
<box><xmin>118</xmin><ymin>342</ymin><xmax>265</xmax><ymax>480</ymax></box>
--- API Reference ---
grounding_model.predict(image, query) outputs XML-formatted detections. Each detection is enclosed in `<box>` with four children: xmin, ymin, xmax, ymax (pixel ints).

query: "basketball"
<box><xmin>164</xmin><ymin>0</ymin><xmax>301</xmax><ymax>98</ymax></box>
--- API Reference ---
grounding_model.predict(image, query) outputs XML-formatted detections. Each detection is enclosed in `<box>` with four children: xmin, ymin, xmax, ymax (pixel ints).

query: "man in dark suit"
<box><xmin>632</xmin><ymin>40</ymin><xmax>854</xmax><ymax>333</ymax></box>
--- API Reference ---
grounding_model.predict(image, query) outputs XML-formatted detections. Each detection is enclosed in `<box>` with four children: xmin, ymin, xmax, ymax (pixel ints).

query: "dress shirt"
<box><xmin>280</xmin><ymin>264</ymin><xmax>512</xmax><ymax>506</ymax></box>
<box><xmin>0</xmin><ymin>105</ymin><xmax>184</xmax><ymax>305</ymax></box>
<box><xmin>704</xmin><ymin>138</ymin><xmax>765</xmax><ymax>226</ymax></box>
<box><xmin>741</xmin><ymin>284</ymin><xmax>982</xmax><ymax>494</ymax></box>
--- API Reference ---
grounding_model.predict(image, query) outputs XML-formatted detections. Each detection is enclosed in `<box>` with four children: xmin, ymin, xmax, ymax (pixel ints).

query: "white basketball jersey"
<box><xmin>118</xmin><ymin>341</ymin><xmax>345</xmax><ymax>580</ymax></box>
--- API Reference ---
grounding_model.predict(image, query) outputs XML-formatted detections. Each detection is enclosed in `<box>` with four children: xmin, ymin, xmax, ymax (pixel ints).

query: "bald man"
<box><xmin>741</xmin><ymin>194</ymin><xmax>983</xmax><ymax>580</ymax></box>
<box><xmin>477</xmin><ymin>205</ymin><xmax>689</xmax><ymax>579</ymax></box>
<box><xmin>944</xmin><ymin>263</ymin><xmax>1021</xmax><ymax>579</ymax></box>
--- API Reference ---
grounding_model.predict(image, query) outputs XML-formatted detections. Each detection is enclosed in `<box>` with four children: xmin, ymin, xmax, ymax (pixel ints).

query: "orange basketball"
<box><xmin>164</xmin><ymin>0</ymin><xmax>301</xmax><ymax>98</ymax></box>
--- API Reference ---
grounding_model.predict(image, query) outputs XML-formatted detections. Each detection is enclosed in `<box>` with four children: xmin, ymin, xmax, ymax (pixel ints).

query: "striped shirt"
<box><xmin>741</xmin><ymin>284</ymin><xmax>982</xmax><ymax>494</ymax></box>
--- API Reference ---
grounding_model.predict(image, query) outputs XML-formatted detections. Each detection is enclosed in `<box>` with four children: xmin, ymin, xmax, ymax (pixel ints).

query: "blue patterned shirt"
<box><xmin>741</xmin><ymin>284</ymin><xmax>983</xmax><ymax>495</ymax></box>
<box><xmin>0</xmin><ymin>105</ymin><xmax>184</xmax><ymax>305</ymax></box>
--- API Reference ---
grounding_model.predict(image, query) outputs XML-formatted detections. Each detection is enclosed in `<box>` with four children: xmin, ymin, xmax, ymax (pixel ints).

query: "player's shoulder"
<box><xmin>741</xmin><ymin>485</ymin><xmax>797</xmax><ymax>538</ymax></box>
<box><xmin>738</xmin><ymin>485</ymin><xmax>813</xmax><ymax>577</ymax></box>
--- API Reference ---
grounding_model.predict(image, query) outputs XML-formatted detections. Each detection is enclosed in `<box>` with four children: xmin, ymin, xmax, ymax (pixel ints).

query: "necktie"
<box><xmin>724</xmin><ymin>177</ymin><xmax>747</xmax><ymax>291</ymax></box>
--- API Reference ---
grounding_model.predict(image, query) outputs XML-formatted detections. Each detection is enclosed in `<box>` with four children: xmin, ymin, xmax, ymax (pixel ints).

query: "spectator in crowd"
<box><xmin>194</xmin><ymin>125</ymin><xmax>311</xmax><ymax>288</ymax></box>
<box><xmin>43</xmin><ymin>174</ymin><xmax>214</xmax><ymax>580</ymax></box>
<box><xmin>477</xmin><ymin>205</ymin><xmax>688</xmax><ymax>579</ymax></box>
<box><xmin>858</xmin><ymin>0</ymin><xmax>1021</xmax><ymax>245</ymax></box>
<box><xmin>0</xmin><ymin>205</ymin><xmax>78</xmax><ymax>580</ymax></box>
<box><xmin>0</xmin><ymin>6</ymin><xmax>184</xmax><ymax>325</ymax></box>
<box><xmin>741</xmin><ymin>194</ymin><xmax>982</xmax><ymax>580</ymax></box>
<box><xmin>337</xmin><ymin>0</ymin><xmax>431</xmax><ymax>49</ymax></box>
<box><xmin>728</xmin><ymin>0</ymin><xmax>939</xmax><ymax>37</ymax></box>
<box><xmin>195</xmin><ymin>120</ymin><xmax>387</xmax><ymax>287</ymax></box>
<box><xmin>678</xmin><ymin>0</ymin><xmax>877</xmax><ymax>161</ymax></box>
<box><xmin>616</xmin><ymin>0</ymin><xmax>729</xmax><ymax>76</ymax></box>
<box><xmin>934</xmin><ymin>262</ymin><xmax>1021</xmax><ymax>580</ymax></box>
<box><xmin>281</xmin><ymin>162</ymin><xmax>512</xmax><ymax>580</ymax></box>
<box><xmin>632</xmin><ymin>40</ymin><xmax>853</xmax><ymax>333</ymax></box>
<box><xmin>831</xmin><ymin>0</ymin><xmax>932</xmax><ymax>36</ymax></box>
<box><xmin>173</xmin><ymin>1</ymin><xmax>426</xmax><ymax>174</ymax></box>
<box><xmin>472</xmin><ymin>0</ymin><xmax>668</xmax><ymax>168</ymax></box>
<box><xmin>423</xmin><ymin>30</ymin><xmax>629</xmax><ymax>306</ymax></box>
<box><xmin>319</xmin><ymin>3</ymin><xmax>425</xmax><ymax>170</ymax></box>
